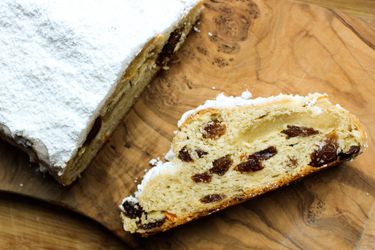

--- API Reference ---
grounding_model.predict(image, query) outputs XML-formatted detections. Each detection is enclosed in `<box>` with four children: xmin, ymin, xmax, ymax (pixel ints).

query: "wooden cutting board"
<box><xmin>1</xmin><ymin>0</ymin><xmax>374</xmax><ymax>248</ymax></box>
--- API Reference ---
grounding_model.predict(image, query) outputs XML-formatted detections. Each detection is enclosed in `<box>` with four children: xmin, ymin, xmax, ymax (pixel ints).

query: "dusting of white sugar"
<box><xmin>149</xmin><ymin>158</ymin><xmax>160</xmax><ymax>167</ymax></box>
<box><xmin>241</xmin><ymin>90</ymin><xmax>252</xmax><ymax>99</ymax></box>
<box><xmin>164</xmin><ymin>148</ymin><xmax>175</xmax><ymax>161</ymax></box>
<box><xmin>0</xmin><ymin>0</ymin><xmax>200</xmax><ymax>173</ymax></box>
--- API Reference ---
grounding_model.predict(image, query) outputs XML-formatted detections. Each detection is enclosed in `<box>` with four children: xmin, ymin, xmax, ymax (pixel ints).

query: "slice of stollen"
<box><xmin>120</xmin><ymin>92</ymin><xmax>367</xmax><ymax>236</ymax></box>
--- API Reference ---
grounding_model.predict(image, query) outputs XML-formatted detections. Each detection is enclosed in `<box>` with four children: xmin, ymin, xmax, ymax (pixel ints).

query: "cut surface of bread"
<box><xmin>120</xmin><ymin>92</ymin><xmax>367</xmax><ymax>236</ymax></box>
<box><xmin>0</xmin><ymin>0</ymin><xmax>202</xmax><ymax>185</ymax></box>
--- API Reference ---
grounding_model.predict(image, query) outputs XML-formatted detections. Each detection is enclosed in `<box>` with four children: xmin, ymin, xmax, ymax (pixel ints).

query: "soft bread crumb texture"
<box><xmin>120</xmin><ymin>93</ymin><xmax>366</xmax><ymax>235</ymax></box>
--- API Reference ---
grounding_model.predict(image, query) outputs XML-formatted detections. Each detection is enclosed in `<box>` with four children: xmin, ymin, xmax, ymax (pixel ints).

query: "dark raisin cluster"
<box><xmin>122</xmin><ymin>200</ymin><xmax>143</xmax><ymax>219</ymax></box>
<box><xmin>235</xmin><ymin>146</ymin><xmax>277</xmax><ymax>173</ymax></box>
<box><xmin>202</xmin><ymin>119</ymin><xmax>227</xmax><ymax>139</ymax></box>
<box><xmin>281</xmin><ymin>125</ymin><xmax>319</xmax><ymax>139</ymax></box>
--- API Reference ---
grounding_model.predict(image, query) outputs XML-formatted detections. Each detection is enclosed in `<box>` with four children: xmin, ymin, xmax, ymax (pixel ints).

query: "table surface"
<box><xmin>0</xmin><ymin>1</ymin><xmax>374</xmax><ymax>249</ymax></box>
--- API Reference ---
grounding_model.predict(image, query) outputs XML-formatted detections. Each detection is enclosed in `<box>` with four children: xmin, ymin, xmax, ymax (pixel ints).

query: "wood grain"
<box><xmin>0</xmin><ymin>193</ymin><xmax>124</xmax><ymax>249</ymax></box>
<box><xmin>0</xmin><ymin>0</ymin><xmax>375</xmax><ymax>249</ymax></box>
<box><xmin>295</xmin><ymin>0</ymin><xmax>375</xmax><ymax>19</ymax></box>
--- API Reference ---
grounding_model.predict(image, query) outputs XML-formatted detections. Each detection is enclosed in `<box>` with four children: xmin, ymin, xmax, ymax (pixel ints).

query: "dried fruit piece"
<box><xmin>196</xmin><ymin>149</ymin><xmax>208</xmax><ymax>158</ymax></box>
<box><xmin>235</xmin><ymin>156</ymin><xmax>263</xmax><ymax>172</ymax></box>
<box><xmin>138</xmin><ymin>218</ymin><xmax>166</xmax><ymax>230</ymax></box>
<box><xmin>235</xmin><ymin>146</ymin><xmax>277</xmax><ymax>173</ymax></box>
<box><xmin>252</xmin><ymin>146</ymin><xmax>277</xmax><ymax>160</ymax></box>
<box><xmin>164</xmin><ymin>211</ymin><xmax>177</xmax><ymax>222</ymax></box>
<box><xmin>281</xmin><ymin>125</ymin><xmax>319</xmax><ymax>139</ymax></box>
<box><xmin>310</xmin><ymin>138</ymin><xmax>339</xmax><ymax>167</ymax></box>
<box><xmin>122</xmin><ymin>200</ymin><xmax>144</xmax><ymax>219</ymax></box>
<box><xmin>178</xmin><ymin>146</ymin><xmax>193</xmax><ymax>162</ymax></box>
<box><xmin>339</xmin><ymin>145</ymin><xmax>361</xmax><ymax>160</ymax></box>
<box><xmin>210</xmin><ymin>155</ymin><xmax>233</xmax><ymax>176</ymax></box>
<box><xmin>202</xmin><ymin>119</ymin><xmax>226</xmax><ymax>139</ymax></box>
<box><xmin>200</xmin><ymin>194</ymin><xmax>226</xmax><ymax>203</ymax></box>
<box><xmin>156</xmin><ymin>27</ymin><xmax>183</xmax><ymax>67</ymax></box>
<box><xmin>83</xmin><ymin>116</ymin><xmax>102</xmax><ymax>146</ymax></box>
<box><xmin>192</xmin><ymin>172</ymin><xmax>212</xmax><ymax>183</ymax></box>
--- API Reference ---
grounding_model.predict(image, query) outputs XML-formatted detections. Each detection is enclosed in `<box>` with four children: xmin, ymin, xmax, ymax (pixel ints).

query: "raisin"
<box><xmin>252</xmin><ymin>146</ymin><xmax>277</xmax><ymax>160</ymax></box>
<box><xmin>281</xmin><ymin>125</ymin><xmax>319</xmax><ymax>139</ymax></box>
<box><xmin>235</xmin><ymin>156</ymin><xmax>263</xmax><ymax>172</ymax></box>
<box><xmin>202</xmin><ymin>119</ymin><xmax>226</xmax><ymax>139</ymax></box>
<box><xmin>200</xmin><ymin>194</ymin><xmax>226</xmax><ymax>203</ymax></box>
<box><xmin>339</xmin><ymin>145</ymin><xmax>361</xmax><ymax>160</ymax></box>
<box><xmin>138</xmin><ymin>218</ymin><xmax>166</xmax><ymax>230</ymax></box>
<box><xmin>310</xmin><ymin>138</ymin><xmax>339</xmax><ymax>167</ymax></box>
<box><xmin>235</xmin><ymin>146</ymin><xmax>277</xmax><ymax>173</ymax></box>
<box><xmin>83</xmin><ymin>116</ymin><xmax>102</xmax><ymax>146</ymax></box>
<box><xmin>156</xmin><ymin>27</ymin><xmax>183</xmax><ymax>67</ymax></box>
<box><xmin>210</xmin><ymin>155</ymin><xmax>233</xmax><ymax>176</ymax></box>
<box><xmin>122</xmin><ymin>200</ymin><xmax>143</xmax><ymax>219</ymax></box>
<box><xmin>196</xmin><ymin>149</ymin><xmax>208</xmax><ymax>158</ymax></box>
<box><xmin>192</xmin><ymin>172</ymin><xmax>212</xmax><ymax>183</ymax></box>
<box><xmin>178</xmin><ymin>146</ymin><xmax>193</xmax><ymax>162</ymax></box>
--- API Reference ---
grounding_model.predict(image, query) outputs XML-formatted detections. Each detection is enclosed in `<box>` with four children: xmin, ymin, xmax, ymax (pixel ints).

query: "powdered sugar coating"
<box><xmin>164</xmin><ymin>148</ymin><xmax>175</xmax><ymax>161</ymax></box>
<box><xmin>0</xmin><ymin>0</ymin><xmax>199</xmax><ymax>172</ymax></box>
<box><xmin>241</xmin><ymin>90</ymin><xmax>252</xmax><ymax>99</ymax></box>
